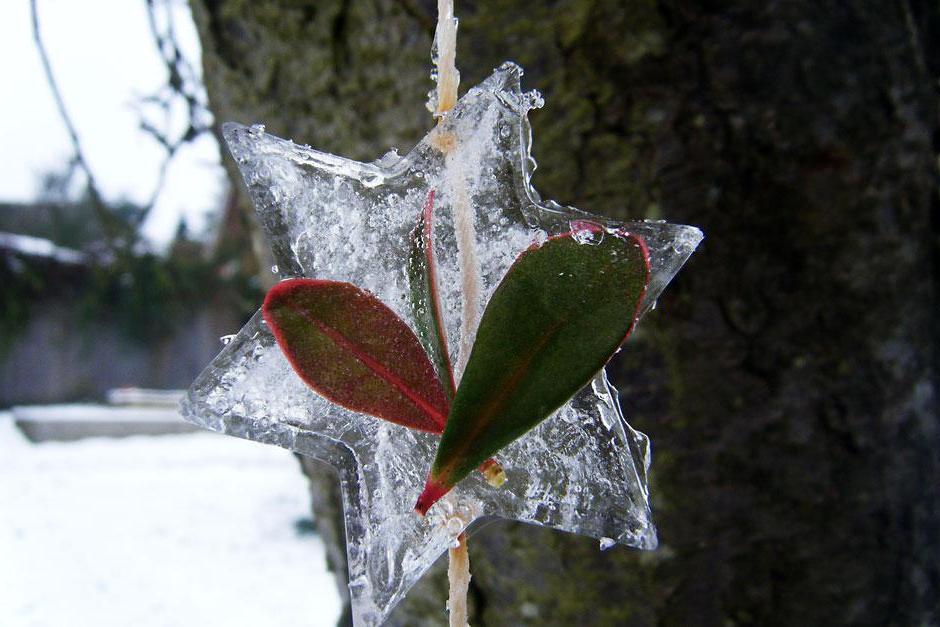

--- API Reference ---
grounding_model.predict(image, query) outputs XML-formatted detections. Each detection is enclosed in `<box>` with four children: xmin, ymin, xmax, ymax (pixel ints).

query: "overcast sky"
<box><xmin>1</xmin><ymin>0</ymin><xmax>226</xmax><ymax>247</ymax></box>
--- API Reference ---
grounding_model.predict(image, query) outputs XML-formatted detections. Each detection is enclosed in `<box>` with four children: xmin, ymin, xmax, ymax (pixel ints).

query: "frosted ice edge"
<box><xmin>180</xmin><ymin>312</ymin><xmax>659</xmax><ymax>625</ymax></box>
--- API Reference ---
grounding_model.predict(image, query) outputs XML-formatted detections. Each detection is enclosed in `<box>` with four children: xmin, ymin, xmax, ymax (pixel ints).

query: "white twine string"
<box><xmin>434</xmin><ymin>0</ymin><xmax>459</xmax><ymax>116</ymax></box>
<box><xmin>431</xmin><ymin>4</ymin><xmax>477</xmax><ymax>626</ymax></box>
<box><xmin>431</xmin><ymin>0</ymin><xmax>482</xmax><ymax>381</ymax></box>
<box><xmin>447</xmin><ymin>532</ymin><xmax>471</xmax><ymax>627</ymax></box>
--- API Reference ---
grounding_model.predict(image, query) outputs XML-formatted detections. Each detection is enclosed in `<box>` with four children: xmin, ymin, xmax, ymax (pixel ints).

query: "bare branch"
<box><xmin>30</xmin><ymin>0</ymin><xmax>126</xmax><ymax>251</ymax></box>
<box><xmin>133</xmin><ymin>0</ymin><xmax>213</xmax><ymax>229</ymax></box>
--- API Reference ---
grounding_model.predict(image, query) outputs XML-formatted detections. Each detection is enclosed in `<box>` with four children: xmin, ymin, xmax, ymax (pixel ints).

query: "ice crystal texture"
<box><xmin>181</xmin><ymin>63</ymin><xmax>703</xmax><ymax>626</ymax></box>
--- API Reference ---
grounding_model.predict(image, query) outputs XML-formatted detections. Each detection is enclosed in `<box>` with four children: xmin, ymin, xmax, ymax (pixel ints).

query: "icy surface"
<box><xmin>182</xmin><ymin>62</ymin><xmax>703</xmax><ymax>626</ymax></box>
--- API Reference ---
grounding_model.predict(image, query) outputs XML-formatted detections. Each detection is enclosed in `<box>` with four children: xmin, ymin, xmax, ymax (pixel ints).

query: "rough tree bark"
<box><xmin>191</xmin><ymin>1</ymin><xmax>939</xmax><ymax>624</ymax></box>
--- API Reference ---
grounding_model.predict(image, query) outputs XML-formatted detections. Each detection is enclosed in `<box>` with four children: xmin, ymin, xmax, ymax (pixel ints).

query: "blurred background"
<box><xmin>1</xmin><ymin>1</ymin><xmax>340</xmax><ymax>625</ymax></box>
<box><xmin>2</xmin><ymin>1</ymin><xmax>938</xmax><ymax>626</ymax></box>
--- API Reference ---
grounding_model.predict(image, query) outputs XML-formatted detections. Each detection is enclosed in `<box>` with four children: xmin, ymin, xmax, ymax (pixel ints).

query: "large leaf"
<box><xmin>406</xmin><ymin>190</ymin><xmax>457</xmax><ymax>399</ymax></box>
<box><xmin>415</xmin><ymin>228</ymin><xmax>651</xmax><ymax>514</ymax></box>
<box><xmin>264</xmin><ymin>279</ymin><xmax>449</xmax><ymax>433</ymax></box>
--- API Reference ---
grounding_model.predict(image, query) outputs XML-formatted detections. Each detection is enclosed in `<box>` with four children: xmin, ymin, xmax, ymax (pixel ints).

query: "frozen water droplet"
<box><xmin>374</xmin><ymin>149</ymin><xmax>401</xmax><ymax>169</ymax></box>
<box><xmin>599</xmin><ymin>537</ymin><xmax>616</xmax><ymax>551</ymax></box>
<box><xmin>523</xmin><ymin>89</ymin><xmax>545</xmax><ymax>111</ymax></box>
<box><xmin>270</xmin><ymin>264</ymin><xmax>279</xmax><ymax>274</ymax></box>
<box><xmin>219</xmin><ymin>334</ymin><xmax>236</xmax><ymax>345</ymax></box>
<box><xmin>248</xmin><ymin>123</ymin><xmax>265</xmax><ymax>136</ymax></box>
<box><xmin>569</xmin><ymin>220</ymin><xmax>604</xmax><ymax>246</ymax></box>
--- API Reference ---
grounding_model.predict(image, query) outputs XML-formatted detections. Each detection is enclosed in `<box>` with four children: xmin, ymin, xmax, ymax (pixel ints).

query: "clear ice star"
<box><xmin>181</xmin><ymin>62</ymin><xmax>702</xmax><ymax>626</ymax></box>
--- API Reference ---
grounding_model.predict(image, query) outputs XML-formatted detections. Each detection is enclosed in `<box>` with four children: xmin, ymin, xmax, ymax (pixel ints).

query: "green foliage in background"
<box><xmin>0</xmin><ymin>255</ymin><xmax>48</xmax><ymax>353</ymax></box>
<box><xmin>0</xmin><ymin>192</ymin><xmax>261</xmax><ymax>351</ymax></box>
<box><xmin>78</xmin><ymin>249</ymin><xmax>260</xmax><ymax>345</ymax></box>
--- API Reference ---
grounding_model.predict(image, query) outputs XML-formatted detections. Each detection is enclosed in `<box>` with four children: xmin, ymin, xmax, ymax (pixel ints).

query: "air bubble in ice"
<box><xmin>219</xmin><ymin>334</ymin><xmax>236</xmax><ymax>345</ymax></box>
<box><xmin>599</xmin><ymin>537</ymin><xmax>616</xmax><ymax>551</ymax></box>
<box><xmin>445</xmin><ymin>516</ymin><xmax>464</xmax><ymax>535</ymax></box>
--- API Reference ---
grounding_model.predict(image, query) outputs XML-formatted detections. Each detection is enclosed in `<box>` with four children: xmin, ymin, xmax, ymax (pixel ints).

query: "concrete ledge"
<box><xmin>12</xmin><ymin>404</ymin><xmax>199</xmax><ymax>443</ymax></box>
<box><xmin>106</xmin><ymin>388</ymin><xmax>185</xmax><ymax>408</ymax></box>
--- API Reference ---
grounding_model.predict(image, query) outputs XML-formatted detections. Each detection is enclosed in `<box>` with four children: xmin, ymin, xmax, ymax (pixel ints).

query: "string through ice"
<box><xmin>181</xmin><ymin>0</ymin><xmax>703</xmax><ymax>622</ymax></box>
<box><xmin>431</xmin><ymin>0</ymin><xmax>460</xmax><ymax>117</ymax></box>
<box><xmin>427</xmin><ymin>5</ymin><xmax>481</xmax><ymax>623</ymax></box>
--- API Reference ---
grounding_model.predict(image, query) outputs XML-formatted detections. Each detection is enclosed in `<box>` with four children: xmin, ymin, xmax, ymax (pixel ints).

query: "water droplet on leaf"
<box><xmin>569</xmin><ymin>220</ymin><xmax>605</xmax><ymax>245</ymax></box>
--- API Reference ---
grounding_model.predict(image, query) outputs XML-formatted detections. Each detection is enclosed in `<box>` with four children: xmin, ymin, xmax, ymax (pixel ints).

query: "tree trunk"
<box><xmin>191</xmin><ymin>1</ymin><xmax>939</xmax><ymax>624</ymax></box>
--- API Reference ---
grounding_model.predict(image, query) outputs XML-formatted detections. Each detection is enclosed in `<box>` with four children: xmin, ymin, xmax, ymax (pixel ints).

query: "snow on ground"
<box><xmin>0</xmin><ymin>412</ymin><xmax>342</xmax><ymax>627</ymax></box>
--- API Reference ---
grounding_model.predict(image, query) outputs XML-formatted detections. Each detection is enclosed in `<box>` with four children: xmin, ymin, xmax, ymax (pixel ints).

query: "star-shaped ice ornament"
<box><xmin>181</xmin><ymin>61</ymin><xmax>702</xmax><ymax>626</ymax></box>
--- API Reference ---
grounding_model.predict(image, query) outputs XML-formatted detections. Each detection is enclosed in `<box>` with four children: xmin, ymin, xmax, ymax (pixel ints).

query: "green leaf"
<box><xmin>415</xmin><ymin>228</ymin><xmax>650</xmax><ymax>514</ymax></box>
<box><xmin>264</xmin><ymin>278</ymin><xmax>450</xmax><ymax>433</ymax></box>
<box><xmin>406</xmin><ymin>189</ymin><xmax>457</xmax><ymax>399</ymax></box>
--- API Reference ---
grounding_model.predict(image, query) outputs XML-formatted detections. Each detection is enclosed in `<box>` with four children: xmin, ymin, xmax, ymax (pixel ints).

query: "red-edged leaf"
<box><xmin>415</xmin><ymin>228</ymin><xmax>650</xmax><ymax>514</ymax></box>
<box><xmin>407</xmin><ymin>190</ymin><xmax>457</xmax><ymax>399</ymax></box>
<box><xmin>264</xmin><ymin>279</ymin><xmax>449</xmax><ymax>433</ymax></box>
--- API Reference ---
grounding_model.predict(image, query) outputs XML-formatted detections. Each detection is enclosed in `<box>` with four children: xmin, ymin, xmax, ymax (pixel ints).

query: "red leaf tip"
<box><xmin>414</xmin><ymin>476</ymin><xmax>450</xmax><ymax>516</ymax></box>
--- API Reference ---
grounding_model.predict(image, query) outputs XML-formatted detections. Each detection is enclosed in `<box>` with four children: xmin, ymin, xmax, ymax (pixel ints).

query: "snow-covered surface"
<box><xmin>13</xmin><ymin>403</ymin><xmax>183</xmax><ymax>422</ymax></box>
<box><xmin>0</xmin><ymin>412</ymin><xmax>342</xmax><ymax>627</ymax></box>
<box><xmin>0</xmin><ymin>231</ymin><xmax>85</xmax><ymax>264</ymax></box>
<box><xmin>107</xmin><ymin>387</ymin><xmax>185</xmax><ymax>407</ymax></box>
<box><xmin>11</xmin><ymin>403</ymin><xmax>198</xmax><ymax>443</ymax></box>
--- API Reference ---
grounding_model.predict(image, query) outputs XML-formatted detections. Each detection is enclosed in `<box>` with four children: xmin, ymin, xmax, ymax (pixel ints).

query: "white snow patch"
<box><xmin>12</xmin><ymin>403</ymin><xmax>182</xmax><ymax>422</ymax></box>
<box><xmin>0</xmin><ymin>412</ymin><xmax>342</xmax><ymax>626</ymax></box>
<box><xmin>0</xmin><ymin>231</ymin><xmax>85</xmax><ymax>264</ymax></box>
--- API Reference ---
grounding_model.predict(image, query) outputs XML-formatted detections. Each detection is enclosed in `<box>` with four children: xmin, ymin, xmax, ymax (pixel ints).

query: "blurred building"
<box><xmin>0</xmin><ymin>199</ymin><xmax>255</xmax><ymax>406</ymax></box>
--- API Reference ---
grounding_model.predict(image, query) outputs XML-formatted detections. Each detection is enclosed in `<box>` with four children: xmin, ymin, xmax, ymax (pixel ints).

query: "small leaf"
<box><xmin>407</xmin><ymin>190</ymin><xmax>457</xmax><ymax>399</ymax></box>
<box><xmin>416</xmin><ymin>229</ymin><xmax>650</xmax><ymax>514</ymax></box>
<box><xmin>264</xmin><ymin>278</ymin><xmax>449</xmax><ymax>433</ymax></box>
